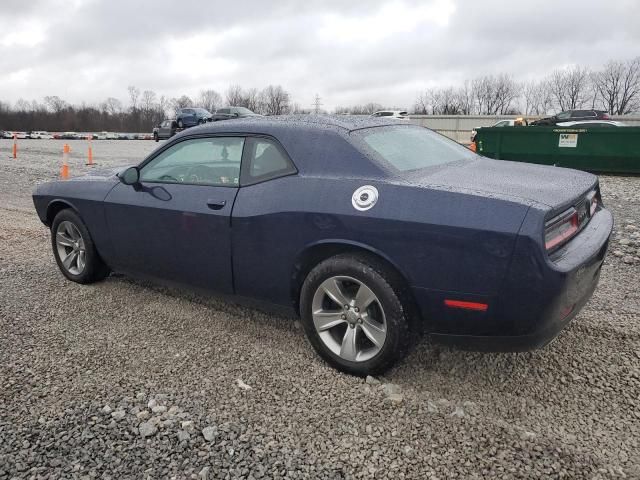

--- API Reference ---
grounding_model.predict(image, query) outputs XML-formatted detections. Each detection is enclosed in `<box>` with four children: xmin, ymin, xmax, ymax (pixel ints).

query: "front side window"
<box><xmin>352</xmin><ymin>125</ymin><xmax>475</xmax><ymax>172</ymax></box>
<box><xmin>242</xmin><ymin>137</ymin><xmax>296</xmax><ymax>184</ymax></box>
<box><xmin>557</xmin><ymin>111</ymin><xmax>571</xmax><ymax>120</ymax></box>
<box><xmin>234</xmin><ymin>107</ymin><xmax>253</xmax><ymax>115</ymax></box>
<box><xmin>140</xmin><ymin>137</ymin><xmax>244</xmax><ymax>186</ymax></box>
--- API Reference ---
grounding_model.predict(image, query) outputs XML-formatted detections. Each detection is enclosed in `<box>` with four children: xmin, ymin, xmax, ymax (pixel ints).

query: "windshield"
<box><xmin>195</xmin><ymin>108</ymin><xmax>211</xmax><ymax>114</ymax></box>
<box><xmin>351</xmin><ymin>125</ymin><xmax>475</xmax><ymax>172</ymax></box>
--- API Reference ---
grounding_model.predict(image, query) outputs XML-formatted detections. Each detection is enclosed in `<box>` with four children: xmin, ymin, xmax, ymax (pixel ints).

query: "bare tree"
<box><xmin>494</xmin><ymin>75</ymin><xmax>520</xmax><ymax>114</ymax></box>
<box><xmin>414</xmin><ymin>94</ymin><xmax>428</xmax><ymax>115</ymax></box>
<box><xmin>548</xmin><ymin>66</ymin><xmax>591</xmax><ymax>111</ymax></box>
<box><xmin>140</xmin><ymin>90</ymin><xmax>156</xmax><ymax>113</ymax></box>
<box><xmin>171</xmin><ymin>95</ymin><xmax>193</xmax><ymax>115</ymax></box>
<box><xmin>456</xmin><ymin>81</ymin><xmax>475</xmax><ymax>115</ymax></box>
<box><xmin>432</xmin><ymin>87</ymin><xmax>463</xmax><ymax>114</ymax></box>
<box><xmin>226</xmin><ymin>85</ymin><xmax>244</xmax><ymax>106</ymax></box>
<box><xmin>243</xmin><ymin>88</ymin><xmax>261</xmax><ymax>113</ymax></box>
<box><xmin>14</xmin><ymin>99</ymin><xmax>31</xmax><ymax>111</ymax></box>
<box><xmin>158</xmin><ymin>95</ymin><xmax>169</xmax><ymax>118</ymax></box>
<box><xmin>127</xmin><ymin>85</ymin><xmax>140</xmax><ymax>112</ymax></box>
<box><xmin>44</xmin><ymin>96</ymin><xmax>67</xmax><ymax>113</ymax></box>
<box><xmin>592</xmin><ymin>57</ymin><xmax>640</xmax><ymax>114</ymax></box>
<box><xmin>472</xmin><ymin>76</ymin><xmax>495</xmax><ymax>115</ymax></box>
<box><xmin>198</xmin><ymin>89</ymin><xmax>222</xmax><ymax>112</ymax></box>
<box><xmin>104</xmin><ymin>97</ymin><xmax>123</xmax><ymax>116</ymax></box>
<box><xmin>260</xmin><ymin>85</ymin><xmax>290</xmax><ymax>115</ymax></box>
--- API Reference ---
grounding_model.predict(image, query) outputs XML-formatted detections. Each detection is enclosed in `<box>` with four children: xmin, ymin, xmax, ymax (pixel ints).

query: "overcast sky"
<box><xmin>1</xmin><ymin>0</ymin><xmax>639</xmax><ymax>111</ymax></box>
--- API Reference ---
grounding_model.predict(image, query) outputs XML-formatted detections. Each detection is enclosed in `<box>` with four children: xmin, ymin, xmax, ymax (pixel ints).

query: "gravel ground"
<box><xmin>0</xmin><ymin>140</ymin><xmax>639</xmax><ymax>479</ymax></box>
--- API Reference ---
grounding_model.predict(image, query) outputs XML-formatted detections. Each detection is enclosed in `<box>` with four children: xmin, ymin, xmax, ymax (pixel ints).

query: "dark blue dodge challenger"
<box><xmin>33</xmin><ymin>116</ymin><xmax>613</xmax><ymax>375</ymax></box>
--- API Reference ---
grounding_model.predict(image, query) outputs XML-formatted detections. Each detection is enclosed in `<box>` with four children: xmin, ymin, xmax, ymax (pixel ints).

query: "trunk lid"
<box><xmin>404</xmin><ymin>157</ymin><xmax>598</xmax><ymax>210</ymax></box>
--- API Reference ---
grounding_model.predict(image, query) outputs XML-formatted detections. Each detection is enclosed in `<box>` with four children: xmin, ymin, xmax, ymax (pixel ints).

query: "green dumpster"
<box><xmin>474</xmin><ymin>126</ymin><xmax>640</xmax><ymax>174</ymax></box>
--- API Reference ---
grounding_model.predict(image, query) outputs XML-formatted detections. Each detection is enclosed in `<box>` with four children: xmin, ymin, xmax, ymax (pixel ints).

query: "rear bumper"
<box><xmin>428</xmin><ymin>274</ymin><xmax>598</xmax><ymax>352</ymax></box>
<box><xmin>414</xmin><ymin>207</ymin><xmax>613</xmax><ymax>351</ymax></box>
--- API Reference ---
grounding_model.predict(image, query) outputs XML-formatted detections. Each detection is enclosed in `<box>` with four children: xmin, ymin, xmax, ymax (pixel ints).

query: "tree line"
<box><xmin>1</xmin><ymin>56</ymin><xmax>638</xmax><ymax>132</ymax></box>
<box><xmin>0</xmin><ymin>84</ymin><xmax>298</xmax><ymax>133</ymax></box>
<box><xmin>413</xmin><ymin>57</ymin><xmax>640</xmax><ymax>116</ymax></box>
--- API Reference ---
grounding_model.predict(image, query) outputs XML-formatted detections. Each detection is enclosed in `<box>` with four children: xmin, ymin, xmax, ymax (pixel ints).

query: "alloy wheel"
<box><xmin>55</xmin><ymin>221</ymin><xmax>86</xmax><ymax>275</ymax></box>
<box><xmin>311</xmin><ymin>276</ymin><xmax>387</xmax><ymax>362</ymax></box>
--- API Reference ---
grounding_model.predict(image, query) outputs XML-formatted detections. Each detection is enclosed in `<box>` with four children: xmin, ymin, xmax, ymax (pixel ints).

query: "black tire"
<box><xmin>154</xmin><ymin>132</ymin><xmax>159</xmax><ymax>142</ymax></box>
<box><xmin>197</xmin><ymin>119</ymin><xmax>204</xmax><ymax>125</ymax></box>
<box><xmin>177</xmin><ymin>119</ymin><xmax>184</xmax><ymax>129</ymax></box>
<box><xmin>51</xmin><ymin>209</ymin><xmax>110</xmax><ymax>284</ymax></box>
<box><xmin>299</xmin><ymin>253</ymin><xmax>411</xmax><ymax>376</ymax></box>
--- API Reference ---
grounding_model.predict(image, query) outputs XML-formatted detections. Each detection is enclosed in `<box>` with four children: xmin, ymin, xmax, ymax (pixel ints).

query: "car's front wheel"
<box><xmin>51</xmin><ymin>209</ymin><xmax>110</xmax><ymax>284</ymax></box>
<box><xmin>300</xmin><ymin>254</ymin><xmax>410</xmax><ymax>376</ymax></box>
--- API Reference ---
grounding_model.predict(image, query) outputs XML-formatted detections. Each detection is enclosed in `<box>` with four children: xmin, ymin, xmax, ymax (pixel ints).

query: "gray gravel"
<box><xmin>0</xmin><ymin>140</ymin><xmax>639</xmax><ymax>478</ymax></box>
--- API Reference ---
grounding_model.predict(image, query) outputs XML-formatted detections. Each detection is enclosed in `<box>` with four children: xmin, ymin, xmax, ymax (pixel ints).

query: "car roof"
<box><xmin>169</xmin><ymin>115</ymin><xmax>408</xmax><ymax>178</ymax></box>
<box><xmin>189</xmin><ymin>114</ymin><xmax>403</xmax><ymax>134</ymax></box>
<box><xmin>556</xmin><ymin>120</ymin><xmax>624</xmax><ymax>126</ymax></box>
<box><xmin>373</xmin><ymin>110</ymin><xmax>407</xmax><ymax>114</ymax></box>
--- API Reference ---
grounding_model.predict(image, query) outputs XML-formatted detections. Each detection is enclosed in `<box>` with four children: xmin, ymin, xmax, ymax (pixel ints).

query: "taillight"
<box><xmin>587</xmin><ymin>191</ymin><xmax>598</xmax><ymax>216</ymax></box>
<box><xmin>545</xmin><ymin>208</ymin><xmax>579</xmax><ymax>251</ymax></box>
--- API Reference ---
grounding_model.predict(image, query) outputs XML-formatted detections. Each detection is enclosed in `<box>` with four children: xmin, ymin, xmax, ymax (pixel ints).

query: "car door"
<box><xmin>232</xmin><ymin>136</ymin><xmax>298</xmax><ymax>304</ymax></box>
<box><xmin>103</xmin><ymin>135</ymin><xmax>245</xmax><ymax>293</ymax></box>
<box><xmin>160</xmin><ymin>120</ymin><xmax>173</xmax><ymax>138</ymax></box>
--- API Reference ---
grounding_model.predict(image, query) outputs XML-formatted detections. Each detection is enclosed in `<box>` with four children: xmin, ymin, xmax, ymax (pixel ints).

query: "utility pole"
<box><xmin>312</xmin><ymin>94</ymin><xmax>323</xmax><ymax>114</ymax></box>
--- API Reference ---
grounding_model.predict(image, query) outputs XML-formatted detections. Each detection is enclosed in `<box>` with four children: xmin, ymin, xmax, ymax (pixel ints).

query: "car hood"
<box><xmin>404</xmin><ymin>157</ymin><xmax>597</xmax><ymax>210</ymax></box>
<box><xmin>66</xmin><ymin>166</ymin><xmax>125</xmax><ymax>181</ymax></box>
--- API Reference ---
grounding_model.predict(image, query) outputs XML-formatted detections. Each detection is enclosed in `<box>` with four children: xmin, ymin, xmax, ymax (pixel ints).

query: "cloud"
<box><xmin>0</xmin><ymin>0</ymin><xmax>638</xmax><ymax>110</ymax></box>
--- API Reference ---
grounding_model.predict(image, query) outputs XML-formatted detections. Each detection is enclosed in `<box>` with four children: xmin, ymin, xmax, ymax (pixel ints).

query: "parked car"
<box><xmin>211</xmin><ymin>107</ymin><xmax>261</xmax><ymax>121</ymax></box>
<box><xmin>471</xmin><ymin>118</ymin><xmax>527</xmax><ymax>142</ymax></box>
<box><xmin>32</xmin><ymin>116</ymin><xmax>612</xmax><ymax>376</ymax></box>
<box><xmin>117</xmin><ymin>133</ymin><xmax>136</xmax><ymax>140</ymax></box>
<box><xmin>1</xmin><ymin>131</ymin><xmax>14</xmax><ymax>139</ymax></box>
<box><xmin>555</xmin><ymin>120</ymin><xmax>626</xmax><ymax>128</ymax></box>
<box><xmin>106</xmin><ymin>132</ymin><xmax>119</xmax><ymax>140</ymax></box>
<box><xmin>370</xmin><ymin>110</ymin><xmax>409</xmax><ymax>120</ymax></box>
<box><xmin>30</xmin><ymin>131</ymin><xmax>54</xmax><ymax>139</ymax></box>
<box><xmin>531</xmin><ymin>110</ymin><xmax>610</xmax><ymax>126</ymax></box>
<box><xmin>153</xmin><ymin>119</ymin><xmax>177</xmax><ymax>142</ymax></box>
<box><xmin>175</xmin><ymin>108</ymin><xmax>213</xmax><ymax>128</ymax></box>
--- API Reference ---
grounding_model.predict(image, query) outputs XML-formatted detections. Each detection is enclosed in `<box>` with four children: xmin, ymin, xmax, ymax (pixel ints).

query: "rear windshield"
<box><xmin>351</xmin><ymin>125</ymin><xmax>475</xmax><ymax>172</ymax></box>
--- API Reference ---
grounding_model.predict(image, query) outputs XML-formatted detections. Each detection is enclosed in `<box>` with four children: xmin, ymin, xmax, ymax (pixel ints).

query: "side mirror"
<box><xmin>119</xmin><ymin>166</ymin><xmax>140</xmax><ymax>186</ymax></box>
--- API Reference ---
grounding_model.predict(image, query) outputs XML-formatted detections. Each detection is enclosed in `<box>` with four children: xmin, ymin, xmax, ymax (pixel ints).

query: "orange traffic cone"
<box><xmin>86</xmin><ymin>135</ymin><xmax>95</xmax><ymax>166</ymax></box>
<box><xmin>12</xmin><ymin>134</ymin><xmax>17</xmax><ymax>159</ymax></box>
<box><xmin>61</xmin><ymin>144</ymin><xmax>70</xmax><ymax>179</ymax></box>
<box><xmin>469</xmin><ymin>141</ymin><xmax>477</xmax><ymax>153</ymax></box>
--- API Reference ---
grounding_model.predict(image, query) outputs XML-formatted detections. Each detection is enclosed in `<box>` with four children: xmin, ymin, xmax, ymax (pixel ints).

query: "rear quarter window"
<box><xmin>352</xmin><ymin>125</ymin><xmax>475</xmax><ymax>172</ymax></box>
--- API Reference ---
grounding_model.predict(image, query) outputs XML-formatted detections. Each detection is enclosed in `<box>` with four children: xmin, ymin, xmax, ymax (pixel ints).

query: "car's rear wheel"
<box><xmin>300</xmin><ymin>254</ymin><xmax>410</xmax><ymax>376</ymax></box>
<box><xmin>51</xmin><ymin>209</ymin><xmax>110</xmax><ymax>284</ymax></box>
